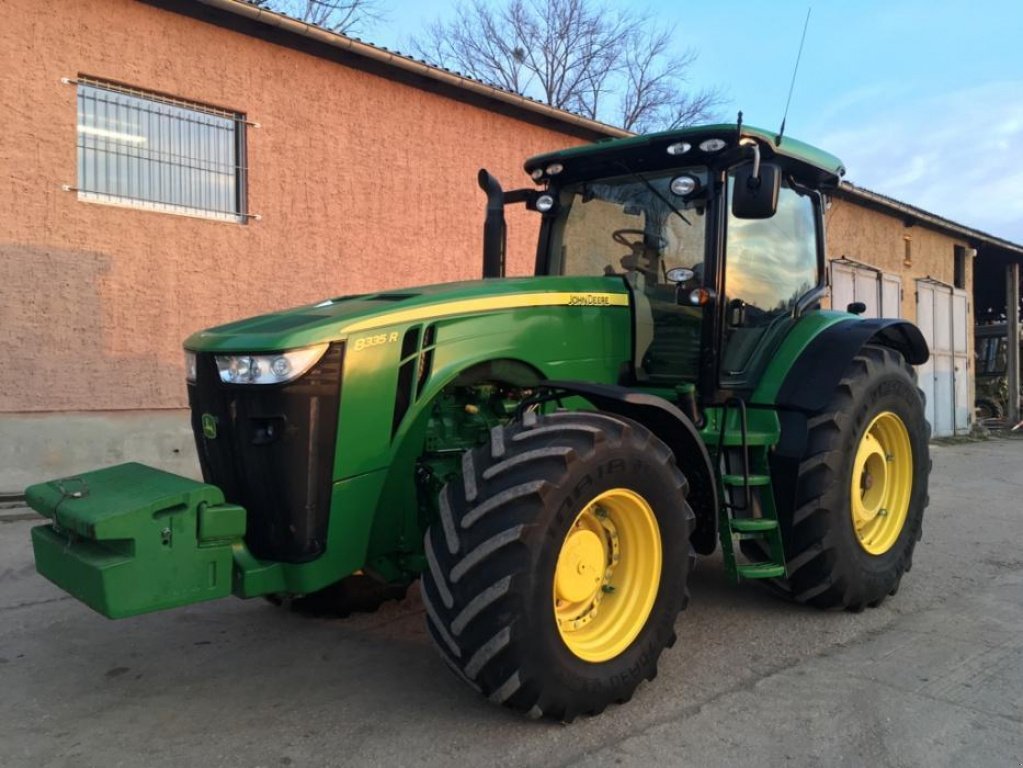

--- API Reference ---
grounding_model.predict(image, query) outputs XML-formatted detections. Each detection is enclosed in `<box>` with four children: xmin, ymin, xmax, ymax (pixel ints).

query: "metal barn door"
<box><xmin>854</xmin><ymin>270</ymin><xmax>881</xmax><ymax>317</ymax></box>
<box><xmin>952</xmin><ymin>290</ymin><xmax>970</xmax><ymax>433</ymax></box>
<box><xmin>917</xmin><ymin>282</ymin><xmax>938</xmax><ymax>433</ymax></box>
<box><xmin>881</xmin><ymin>274</ymin><xmax>902</xmax><ymax>318</ymax></box>
<box><xmin>933</xmin><ymin>285</ymin><xmax>955</xmax><ymax>437</ymax></box>
<box><xmin>831</xmin><ymin>262</ymin><xmax>856</xmax><ymax>314</ymax></box>
<box><xmin>916</xmin><ymin>280</ymin><xmax>970</xmax><ymax>437</ymax></box>
<box><xmin>830</xmin><ymin>261</ymin><xmax>901</xmax><ymax>319</ymax></box>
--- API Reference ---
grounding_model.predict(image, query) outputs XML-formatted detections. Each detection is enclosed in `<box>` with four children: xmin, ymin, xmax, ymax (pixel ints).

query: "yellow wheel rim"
<box><xmin>553</xmin><ymin>488</ymin><xmax>661</xmax><ymax>662</ymax></box>
<box><xmin>850</xmin><ymin>411</ymin><xmax>913</xmax><ymax>555</ymax></box>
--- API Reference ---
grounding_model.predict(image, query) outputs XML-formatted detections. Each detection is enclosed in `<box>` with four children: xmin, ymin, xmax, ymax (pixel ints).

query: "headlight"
<box><xmin>184</xmin><ymin>350</ymin><xmax>197</xmax><ymax>382</ymax></box>
<box><xmin>214</xmin><ymin>344</ymin><xmax>329</xmax><ymax>385</ymax></box>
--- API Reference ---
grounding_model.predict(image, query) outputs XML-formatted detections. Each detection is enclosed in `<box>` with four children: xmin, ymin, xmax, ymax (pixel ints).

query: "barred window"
<box><xmin>76</xmin><ymin>79</ymin><xmax>247</xmax><ymax>222</ymax></box>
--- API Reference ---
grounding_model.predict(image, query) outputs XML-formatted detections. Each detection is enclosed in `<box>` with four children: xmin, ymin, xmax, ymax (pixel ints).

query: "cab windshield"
<box><xmin>547</xmin><ymin>169</ymin><xmax>709</xmax><ymax>282</ymax></box>
<box><xmin>547</xmin><ymin>169</ymin><xmax>710</xmax><ymax>382</ymax></box>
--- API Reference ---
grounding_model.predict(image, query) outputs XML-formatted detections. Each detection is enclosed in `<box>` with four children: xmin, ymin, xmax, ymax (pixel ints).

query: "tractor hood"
<box><xmin>184</xmin><ymin>276</ymin><xmax>630</xmax><ymax>352</ymax></box>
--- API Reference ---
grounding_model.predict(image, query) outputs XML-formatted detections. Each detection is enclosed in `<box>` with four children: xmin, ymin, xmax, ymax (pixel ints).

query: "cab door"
<box><xmin>719</xmin><ymin>178</ymin><xmax>822</xmax><ymax>391</ymax></box>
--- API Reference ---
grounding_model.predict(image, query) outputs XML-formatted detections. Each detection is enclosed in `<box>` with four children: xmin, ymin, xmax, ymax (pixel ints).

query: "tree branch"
<box><xmin>411</xmin><ymin>0</ymin><xmax>722</xmax><ymax>131</ymax></box>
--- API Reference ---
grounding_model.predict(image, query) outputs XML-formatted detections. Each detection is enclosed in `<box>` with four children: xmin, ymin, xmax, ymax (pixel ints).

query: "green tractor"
<box><xmin>27</xmin><ymin>124</ymin><xmax>931</xmax><ymax>721</ymax></box>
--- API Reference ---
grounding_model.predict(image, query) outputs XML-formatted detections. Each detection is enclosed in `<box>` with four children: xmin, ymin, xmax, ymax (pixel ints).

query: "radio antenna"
<box><xmin>776</xmin><ymin>7</ymin><xmax>812</xmax><ymax>146</ymax></box>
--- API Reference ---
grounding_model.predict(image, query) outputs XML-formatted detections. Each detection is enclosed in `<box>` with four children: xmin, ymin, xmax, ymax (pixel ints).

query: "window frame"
<box><xmin>953</xmin><ymin>244</ymin><xmax>967</xmax><ymax>290</ymax></box>
<box><xmin>73</xmin><ymin>77</ymin><xmax>250</xmax><ymax>223</ymax></box>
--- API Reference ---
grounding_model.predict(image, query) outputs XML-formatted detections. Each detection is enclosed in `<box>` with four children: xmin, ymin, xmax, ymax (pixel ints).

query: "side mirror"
<box><xmin>732</xmin><ymin>162</ymin><xmax>781</xmax><ymax>219</ymax></box>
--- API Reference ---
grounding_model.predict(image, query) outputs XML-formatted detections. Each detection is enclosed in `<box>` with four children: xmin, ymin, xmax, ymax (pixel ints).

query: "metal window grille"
<box><xmin>75</xmin><ymin>78</ymin><xmax>248</xmax><ymax>222</ymax></box>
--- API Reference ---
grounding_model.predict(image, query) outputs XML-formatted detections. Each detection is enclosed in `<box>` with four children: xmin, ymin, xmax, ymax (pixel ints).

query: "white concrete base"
<box><xmin>0</xmin><ymin>410</ymin><xmax>201</xmax><ymax>492</ymax></box>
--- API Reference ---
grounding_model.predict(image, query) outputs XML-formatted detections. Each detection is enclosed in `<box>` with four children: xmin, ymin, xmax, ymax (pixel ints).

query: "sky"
<box><xmin>362</xmin><ymin>0</ymin><xmax>1023</xmax><ymax>244</ymax></box>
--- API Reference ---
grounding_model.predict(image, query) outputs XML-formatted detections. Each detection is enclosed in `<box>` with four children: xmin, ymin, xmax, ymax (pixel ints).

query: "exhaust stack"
<box><xmin>478</xmin><ymin>169</ymin><xmax>506</xmax><ymax>278</ymax></box>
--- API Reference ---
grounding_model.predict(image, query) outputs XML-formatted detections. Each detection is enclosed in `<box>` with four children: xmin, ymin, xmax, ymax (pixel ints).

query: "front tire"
<box><xmin>421</xmin><ymin>411</ymin><xmax>694</xmax><ymax>721</ymax></box>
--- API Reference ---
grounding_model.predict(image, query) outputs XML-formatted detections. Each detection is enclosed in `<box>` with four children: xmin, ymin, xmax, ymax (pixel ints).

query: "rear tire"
<box><xmin>747</xmin><ymin>344</ymin><xmax>929</xmax><ymax>610</ymax></box>
<box><xmin>421</xmin><ymin>411</ymin><xmax>694</xmax><ymax>721</ymax></box>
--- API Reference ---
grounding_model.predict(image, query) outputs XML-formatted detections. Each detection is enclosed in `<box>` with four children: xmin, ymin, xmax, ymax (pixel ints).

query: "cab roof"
<box><xmin>525</xmin><ymin>123</ymin><xmax>846</xmax><ymax>188</ymax></box>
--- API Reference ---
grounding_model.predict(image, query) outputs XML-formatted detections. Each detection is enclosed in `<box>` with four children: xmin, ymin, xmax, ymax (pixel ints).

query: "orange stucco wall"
<box><xmin>0</xmin><ymin>0</ymin><xmax>588</xmax><ymax>413</ymax></box>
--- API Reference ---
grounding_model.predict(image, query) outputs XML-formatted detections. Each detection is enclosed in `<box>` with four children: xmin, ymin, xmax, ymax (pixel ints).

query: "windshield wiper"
<box><xmin>615</xmin><ymin>161</ymin><xmax>691</xmax><ymax>226</ymax></box>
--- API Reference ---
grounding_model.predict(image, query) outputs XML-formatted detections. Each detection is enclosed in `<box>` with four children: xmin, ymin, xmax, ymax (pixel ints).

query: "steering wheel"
<box><xmin>612</xmin><ymin>228</ymin><xmax>668</xmax><ymax>250</ymax></box>
<box><xmin>611</xmin><ymin>228</ymin><xmax>669</xmax><ymax>280</ymax></box>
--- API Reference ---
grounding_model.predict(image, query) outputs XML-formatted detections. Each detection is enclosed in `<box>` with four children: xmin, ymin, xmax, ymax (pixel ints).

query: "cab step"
<box><xmin>715</xmin><ymin>397</ymin><xmax>788</xmax><ymax>584</ymax></box>
<box><xmin>718</xmin><ymin>431</ymin><xmax>776</xmax><ymax>447</ymax></box>
<box><xmin>729</xmin><ymin>518</ymin><xmax>779</xmax><ymax>534</ymax></box>
<box><xmin>736</xmin><ymin>562</ymin><xmax>787</xmax><ymax>579</ymax></box>
<box><xmin>721</xmin><ymin>473</ymin><xmax>771</xmax><ymax>487</ymax></box>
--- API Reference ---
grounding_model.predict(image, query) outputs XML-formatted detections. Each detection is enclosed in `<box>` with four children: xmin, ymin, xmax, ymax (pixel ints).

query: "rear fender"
<box><xmin>773</xmin><ymin>318</ymin><xmax>929</xmax><ymax>415</ymax></box>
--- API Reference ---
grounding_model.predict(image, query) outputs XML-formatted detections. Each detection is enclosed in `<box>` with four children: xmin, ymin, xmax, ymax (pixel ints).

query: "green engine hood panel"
<box><xmin>184</xmin><ymin>276</ymin><xmax>630</xmax><ymax>352</ymax></box>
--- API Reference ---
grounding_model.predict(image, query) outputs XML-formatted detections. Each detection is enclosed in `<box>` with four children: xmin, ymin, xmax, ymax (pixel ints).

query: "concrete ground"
<box><xmin>2</xmin><ymin>438</ymin><xmax>1022</xmax><ymax>768</ymax></box>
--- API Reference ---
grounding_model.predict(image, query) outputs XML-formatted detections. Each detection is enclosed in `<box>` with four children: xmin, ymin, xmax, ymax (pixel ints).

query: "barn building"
<box><xmin>1</xmin><ymin>0</ymin><xmax>1020</xmax><ymax>490</ymax></box>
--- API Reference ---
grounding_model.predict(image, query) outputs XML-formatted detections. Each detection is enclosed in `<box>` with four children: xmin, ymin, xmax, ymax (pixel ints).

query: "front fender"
<box><xmin>540</xmin><ymin>380</ymin><xmax>719</xmax><ymax>555</ymax></box>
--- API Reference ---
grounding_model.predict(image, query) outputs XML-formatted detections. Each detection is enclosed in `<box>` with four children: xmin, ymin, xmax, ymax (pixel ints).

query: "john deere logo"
<box><xmin>201</xmin><ymin>413</ymin><xmax>218</xmax><ymax>440</ymax></box>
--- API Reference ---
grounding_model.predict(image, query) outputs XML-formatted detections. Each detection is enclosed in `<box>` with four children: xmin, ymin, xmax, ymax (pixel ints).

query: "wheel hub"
<box><xmin>552</xmin><ymin>488</ymin><xmax>661</xmax><ymax>662</ymax></box>
<box><xmin>555</xmin><ymin>529</ymin><xmax>605</xmax><ymax>604</ymax></box>
<box><xmin>849</xmin><ymin>411</ymin><xmax>913</xmax><ymax>555</ymax></box>
<box><xmin>852</xmin><ymin>433</ymin><xmax>888</xmax><ymax>525</ymax></box>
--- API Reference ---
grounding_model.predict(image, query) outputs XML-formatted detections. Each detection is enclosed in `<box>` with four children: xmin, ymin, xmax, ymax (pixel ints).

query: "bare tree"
<box><xmin>247</xmin><ymin>0</ymin><xmax>383</xmax><ymax>36</ymax></box>
<box><xmin>413</xmin><ymin>0</ymin><xmax>722</xmax><ymax>132</ymax></box>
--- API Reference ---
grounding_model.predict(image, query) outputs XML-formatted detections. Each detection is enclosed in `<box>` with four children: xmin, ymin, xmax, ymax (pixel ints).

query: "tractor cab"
<box><xmin>524</xmin><ymin>125</ymin><xmax>845</xmax><ymax>401</ymax></box>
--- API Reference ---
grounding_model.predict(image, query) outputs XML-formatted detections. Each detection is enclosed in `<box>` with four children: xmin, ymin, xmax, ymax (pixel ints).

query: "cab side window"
<box><xmin>721</xmin><ymin>178</ymin><xmax>819</xmax><ymax>380</ymax></box>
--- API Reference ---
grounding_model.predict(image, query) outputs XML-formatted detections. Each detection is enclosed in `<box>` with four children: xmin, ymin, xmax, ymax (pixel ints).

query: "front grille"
<box><xmin>187</xmin><ymin>344</ymin><xmax>344</xmax><ymax>563</ymax></box>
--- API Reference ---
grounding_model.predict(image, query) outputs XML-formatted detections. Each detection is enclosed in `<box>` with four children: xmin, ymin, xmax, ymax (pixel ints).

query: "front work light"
<box><xmin>699</xmin><ymin>138</ymin><xmax>727</xmax><ymax>153</ymax></box>
<box><xmin>670</xmin><ymin>175</ymin><xmax>699</xmax><ymax>196</ymax></box>
<box><xmin>535</xmin><ymin>193</ymin><xmax>556</xmax><ymax>213</ymax></box>
<box><xmin>184</xmin><ymin>350</ymin><xmax>197</xmax><ymax>382</ymax></box>
<box><xmin>213</xmin><ymin>343</ymin><xmax>329</xmax><ymax>385</ymax></box>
